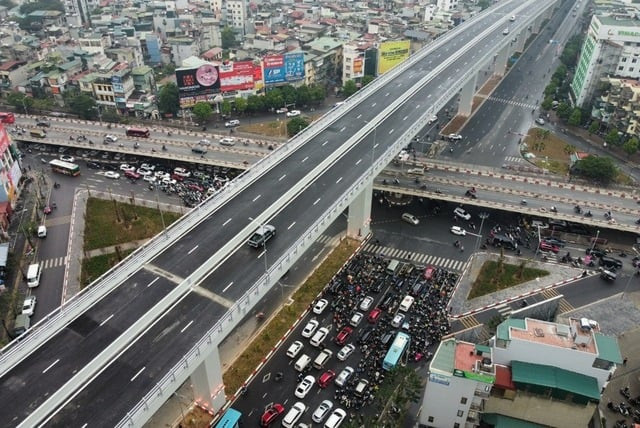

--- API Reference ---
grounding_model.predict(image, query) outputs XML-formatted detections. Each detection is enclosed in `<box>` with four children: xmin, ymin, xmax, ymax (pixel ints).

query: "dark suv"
<box><xmin>600</xmin><ymin>256</ymin><xmax>623</xmax><ymax>270</ymax></box>
<box><xmin>586</xmin><ymin>248</ymin><xmax>607</xmax><ymax>258</ymax></box>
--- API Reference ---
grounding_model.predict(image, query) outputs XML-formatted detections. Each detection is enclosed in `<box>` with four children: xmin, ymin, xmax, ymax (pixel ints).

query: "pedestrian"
<box><xmin>624</xmin><ymin>356</ymin><xmax>628</xmax><ymax>365</ymax></box>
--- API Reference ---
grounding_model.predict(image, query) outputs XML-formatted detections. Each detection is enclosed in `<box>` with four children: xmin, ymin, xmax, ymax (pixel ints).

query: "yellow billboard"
<box><xmin>377</xmin><ymin>40</ymin><xmax>410</xmax><ymax>75</ymax></box>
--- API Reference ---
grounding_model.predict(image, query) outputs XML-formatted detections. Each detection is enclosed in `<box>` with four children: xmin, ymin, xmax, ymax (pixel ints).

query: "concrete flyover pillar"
<box><xmin>515</xmin><ymin>28</ymin><xmax>527</xmax><ymax>53</ymax></box>
<box><xmin>457</xmin><ymin>74</ymin><xmax>478</xmax><ymax>117</ymax></box>
<box><xmin>191</xmin><ymin>347</ymin><xmax>226</xmax><ymax>413</ymax></box>
<box><xmin>493</xmin><ymin>44</ymin><xmax>510</xmax><ymax>77</ymax></box>
<box><xmin>347</xmin><ymin>181</ymin><xmax>373</xmax><ymax>240</ymax></box>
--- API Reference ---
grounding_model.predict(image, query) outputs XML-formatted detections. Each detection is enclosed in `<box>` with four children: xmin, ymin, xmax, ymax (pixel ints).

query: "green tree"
<box><xmin>31</xmin><ymin>98</ymin><xmax>54</xmax><ymax>112</ymax></box>
<box><xmin>543</xmin><ymin>82</ymin><xmax>557</xmax><ymax>98</ymax></box>
<box><xmin>563</xmin><ymin>144</ymin><xmax>577</xmax><ymax>155</ymax></box>
<box><xmin>477</xmin><ymin>0</ymin><xmax>491</xmax><ymax>9</ymax></box>
<box><xmin>235</xmin><ymin>97</ymin><xmax>248</xmax><ymax>115</ymax></box>
<box><xmin>221</xmin><ymin>26</ymin><xmax>236</xmax><ymax>49</ymax></box>
<box><xmin>264</xmin><ymin>89</ymin><xmax>284</xmax><ymax>110</ymax></box>
<box><xmin>157</xmin><ymin>82</ymin><xmax>180</xmax><ymax>116</ymax></box>
<box><xmin>69</xmin><ymin>93</ymin><xmax>97</xmax><ymax>120</ymax></box>
<box><xmin>568</xmin><ymin>108</ymin><xmax>581</xmax><ymax>126</ymax></box>
<box><xmin>287</xmin><ymin>117</ymin><xmax>309</xmax><ymax>137</ymax></box>
<box><xmin>6</xmin><ymin>92</ymin><xmax>33</xmax><ymax>113</ymax></box>
<box><xmin>573</xmin><ymin>155</ymin><xmax>617</xmax><ymax>184</ymax></box>
<box><xmin>556</xmin><ymin>102</ymin><xmax>572</xmax><ymax>120</ymax></box>
<box><xmin>192</xmin><ymin>102</ymin><xmax>213</xmax><ymax>123</ymax></box>
<box><xmin>375</xmin><ymin>366</ymin><xmax>423</xmax><ymax>427</ymax></box>
<box><xmin>342</xmin><ymin>80</ymin><xmax>358</xmax><ymax>97</ymax></box>
<box><xmin>588</xmin><ymin>120</ymin><xmax>599</xmax><ymax>135</ymax></box>
<box><xmin>362</xmin><ymin>75</ymin><xmax>375</xmax><ymax>86</ymax></box>
<box><xmin>246</xmin><ymin>95</ymin><xmax>265</xmax><ymax>113</ymax></box>
<box><xmin>295</xmin><ymin>85</ymin><xmax>311</xmax><ymax>106</ymax></box>
<box><xmin>540</xmin><ymin>97</ymin><xmax>553</xmax><ymax>111</ymax></box>
<box><xmin>101</xmin><ymin>108</ymin><xmax>120</xmax><ymax>123</ymax></box>
<box><xmin>280</xmin><ymin>85</ymin><xmax>297</xmax><ymax>106</ymax></box>
<box><xmin>605</xmin><ymin>129</ymin><xmax>620</xmax><ymax>146</ymax></box>
<box><xmin>623</xmin><ymin>137</ymin><xmax>639</xmax><ymax>157</ymax></box>
<box><xmin>308</xmin><ymin>85</ymin><xmax>326</xmax><ymax>104</ymax></box>
<box><xmin>220</xmin><ymin>100</ymin><xmax>232</xmax><ymax>116</ymax></box>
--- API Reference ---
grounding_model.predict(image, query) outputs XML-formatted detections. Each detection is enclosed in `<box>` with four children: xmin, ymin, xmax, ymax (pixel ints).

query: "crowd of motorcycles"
<box><xmin>146</xmin><ymin>168</ymin><xmax>236</xmax><ymax>208</ymax></box>
<box><xmin>316</xmin><ymin>253</ymin><xmax>454</xmax><ymax>412</ymax></box>
<box><xmin>608</xmin><ymin>387</ymin><xmax>640</xmax><ymax>427</ymax></box>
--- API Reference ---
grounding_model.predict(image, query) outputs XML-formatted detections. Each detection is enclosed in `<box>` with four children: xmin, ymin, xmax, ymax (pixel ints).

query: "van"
<box><xmin>26</xmin><ymin>263</ymin><xmax>41</xmax><ymax>288</ymax></box>
<box><xmin>386</xmin><ymin>259</ymin><xmax>400</xmax><ymax>275</ymax></box>
<box><xmin>12</xmin><ymin>313</ymin><xmax>30</xmax><ymax>337</ymax></box>
<box><xmin>399</xmin><ymin>295</ymin><xmax>415</xmax><ymax>312</ymax></box>
<box><xmin>294</xmin><ymin>354</ymin><xmax>312</xmax><ymax>372</ymax></box>
<box><xmin>313</xmin><ymin>349</ymin><xmax>333</xmax><ymax>369</ymax></box>
<box><xmin>30</xmin><ymin>129</ymin><xmax>46</xmax><ymax>138</ymax></box>
<box><xmin>37</xmin><ymin>225</ymin><xmax>47</xmax><ymax>238</ymax></box>
<box><xmin>282</xmin><ymin>402</ymin><xmax>306</xmax><ymax>428</ymax></box>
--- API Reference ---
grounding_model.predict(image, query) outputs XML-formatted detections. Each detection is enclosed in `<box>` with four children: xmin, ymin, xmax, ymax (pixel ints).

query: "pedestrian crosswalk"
<box><xmin>361</xmin><ymin>242</ymin><xmax>468</xmax><ymax>272</ymax></box>
<box><xmin>458</xmin><ymin>315</ymin><xmax>480</xmax><ymax>330</ymax></box>
<box><xmin>485</xmin><ymin>96</ymin><xmax>537</xmax><ymax>110</ymax></box>
<box><xmin>503</xmin><ymin>156</ymin><xmax>523</xmax><ymax>163</ymax></box>
<box><xmin>40</xmin><ymin>256</ymin><xmax>67</xmax><ymax>270</ymax></box>
<box><xmin>541</xmin><ymin>288</ymin><xmax>574</xmax><ymax>313</ymax></box>
<box><xmin>495</xmin><ymin>303</ymin><xmax>512</xmax><ymax>319</ymax></box>
<box><xmin>315</xmin><ymin>234</ymin><xmax>342</xmax><ymax>247</ymax></box>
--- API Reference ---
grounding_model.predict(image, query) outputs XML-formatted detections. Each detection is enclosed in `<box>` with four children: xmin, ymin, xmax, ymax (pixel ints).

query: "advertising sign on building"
<box><xmin>428</xmin><ymin>373</ymin><xmax>450</xmax><ymax>386</ymax></box>
<box><xmin>353</xmin><ymin>56</ymin><xmax>364</xmax><ymax>78</ymax></box>
<box><xmin>253</xmin><ymin>62</ymin><xmax>264</xmax><ymax>90</ymax></box>
<box><xmin>377</xmin><ymin>40</ymin><xmax>410</xmax><ymax>75</ymax></box>
<box><xmin>264</xmin><ymin>55</ymin><xmax>286</xmax><ymax>84</ymax></box>
<box><xmin>219</xmin><ymin>61</ymin><xmax>255</xmax><ymax>92</ymax></box>
<box><xmin>284</xmin><ymin>52</ymin><xmax>305</xmax><ymax>82</ymax></box>
<box><xmin>176</xmin><ymin>63</ymin><xmax>221</xmax><ymax>107</ymax></box>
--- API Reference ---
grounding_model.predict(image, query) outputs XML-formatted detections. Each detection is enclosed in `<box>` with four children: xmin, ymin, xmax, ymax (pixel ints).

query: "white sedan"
<box><xmin>337</xmin><ymin>344</ymin><xmax>356</xmax><ymax>361</ymax></box>
<box><xmin>120</xmin><ymin>164</ymin><xmax>135</xmax><ymax>172</ymax></box>
<box><xmin>60</xmin><ymin>155</ymin><xmax>75</xmax><ymax>163</ymax></box>
<box><xmin>22</xmin><ymin>296</ymin><xmax>37</xmax><ymax>316</ymax></box>
<box><xmin>312</xmin><ymin>298</ymin><xmax>329</xmax><ymax>314</ymax></box>
<box><xmin>286</xmin><ymin>110</ymin><xmax>301</xmax><ymax>117</ymax></box>
<box><xmin>104</xmin><ymin>171</ymin><xmax>120</xmax><ymax>179</ymax></box>
<box><xmin>450</xmin><ymin>226</ymin><xmax>466</xmax><ymax>236</ymax></box>
<box><xmin>136</xmin><ymin>168</ymin><xmax>153</xmax><ymax>176</ymax></box>
<box><xmin>535</xmin><ymin>117</ymin><xmax>545</xmax><ymax>125</ymax></box>
<box><xmin>295</xmin><ymin>375</ymin><xmax>315</xmax><ymax>399</ymax></box>
<box><xmin>301</xmin><ymin>319</ymin><xmax>319</xmax><ymax>338</ymax></box>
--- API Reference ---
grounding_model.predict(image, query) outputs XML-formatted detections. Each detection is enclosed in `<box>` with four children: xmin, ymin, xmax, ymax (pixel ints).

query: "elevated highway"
<box><xmin>0</xmin><ymin>1</ymin><xmax>559</xmax><ymax>426</ymax></box>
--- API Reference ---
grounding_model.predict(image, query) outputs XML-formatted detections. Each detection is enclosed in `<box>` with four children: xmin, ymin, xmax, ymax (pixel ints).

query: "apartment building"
<box><xmin>594</xmin><ymin>76</ymin><xmax>640</xmax><ymax>137</ymax></box>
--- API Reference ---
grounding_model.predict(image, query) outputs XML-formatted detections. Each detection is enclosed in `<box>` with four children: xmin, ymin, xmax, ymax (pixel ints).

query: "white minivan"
<box><xmin>37</xmin><ymin>225</ymin><xmax>47</xmax><ymax>238</ymax></box>
<box><xmin>399</xmin><ymin>295</ymin><xmax>415</xmax><ymax>312</ymax></box>
<box><xmin>26</xmin><ymin>263</ymin><xmax>41</xmax><ymax>288</ymax></box>
<box><xmin>282</xmin><ymin>402</ymin><xmax>306</xmax><ymax>428</ymax></box>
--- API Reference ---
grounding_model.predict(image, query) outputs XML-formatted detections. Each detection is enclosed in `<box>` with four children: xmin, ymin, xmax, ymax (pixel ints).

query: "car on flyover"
<box><xmin>453</xmin><ymin>207</ymin><xmax>471</xmax><ymax>220</ymax></box>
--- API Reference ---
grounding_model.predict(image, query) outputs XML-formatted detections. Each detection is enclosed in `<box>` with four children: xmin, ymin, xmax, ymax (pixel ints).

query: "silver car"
<box><xmin>312</xmin><ymin>400</ymin><xmax>333</xmax><ymax>423</ymax></box>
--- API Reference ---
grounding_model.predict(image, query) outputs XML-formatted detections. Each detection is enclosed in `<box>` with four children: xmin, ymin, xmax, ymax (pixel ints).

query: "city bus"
<box><xmin>382</xmin><ymin>331</ymin><xmax>410</xmax><ymax>371</ymax></box>
<box><xmin>0</xmin><ymin>112</ymin><xmax>15</xmax><ymax>124</ymax></box>
<box><xmin>49</xmin><ymin>159</ymin><xmax>80</xmax><ymax>176</ymax></box>
<box><xmin>214</xmin><ymin>407</ymin><xmax>241</xmax><ymax>428</ymax></box>
<box><xmin>125</xmin><ymin>127</ymin><xmax>150</xmax><ymax>138</ymax></box>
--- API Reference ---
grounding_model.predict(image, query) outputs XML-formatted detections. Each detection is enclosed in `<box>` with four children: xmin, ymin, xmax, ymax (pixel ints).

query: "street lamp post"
<box><xmin>476</xmin><ymin>212</ymin><xmax>489</xmax><ymax>251</ymax></box>
<box><xmin>590</xmin><ymin>230</ymin><xmax>600</xmax><ymax>253</ymax></box>
<box><xmin>94</xmin><ymin>105</ymin><xmax>103</xmax><ymax>124</ymax></box>
<box><xmin>534</xmin><ymin>224</ymin><xmax>542</xmax><ymax>258</ymax></box>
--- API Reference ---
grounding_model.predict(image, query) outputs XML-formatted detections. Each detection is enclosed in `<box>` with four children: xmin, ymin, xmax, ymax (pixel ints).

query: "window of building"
<box><xmin>454</xmin><ymin>424</ymin><xmax>460</xmax><ymax>428</ymax></box>
<box><xmin>633</xmin><ymin>58</ymin><xmax>638</xmax><ymax>63</ymax></box>
<box><xmin>457</xmin><ymin>410</ymin><xmax>464</xmax><ymax>417</ymax></box>
<box><xmin>630</xmin><ymin>68</ymin><xmax>635</xmax><ymax>72</ymax></box>
<box><xmin>622</xmin><ymin>57</ymin><xmax>627</xmax><ymax>62</ymax></box>
<box><xmin>428</xmin><ymin>416</ymin><xmax>434</xmax><ymax>422</ymax></box>
<box><xmin>619</xmin><ymin>66</ymin><xmax>624</xmax><ymax>71</ymax></box>
<box><xmin>460</xmin><ymin>397</ymin><xmax>468</xmax><ymax>404</ymax></box>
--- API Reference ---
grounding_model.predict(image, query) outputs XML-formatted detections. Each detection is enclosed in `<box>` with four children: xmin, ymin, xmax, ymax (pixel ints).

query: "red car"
<box><xmin>367</xmin><ymin>307</ymin><xmax>382</xmax><ymax>324</ymax></box>
<box><xmin>423</xmin><ymin>265</ymin><xmax>435</xmax><ymax>280</ymax></box>
<box><xmin>318</xmin><ymin>370</ymin><xmax>336</xmax><ymax>388</ymax></box>
<box><xmin>335</xmin><ymin>326</ymin><xmax>353</xmax><ymax>345</ymax></box>
<box><xmin>260</xmin><ymin>403</ymin><xmax>285</xmax><ymax>426</ymax></box>
<box><xmin>539</xmin><ymin>241</ymin><xmax>560</xmax><ymax>253</ymax></box>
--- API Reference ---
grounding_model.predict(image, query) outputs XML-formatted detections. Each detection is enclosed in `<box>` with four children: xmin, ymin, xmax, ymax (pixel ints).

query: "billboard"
<box><xmin>219</xmin><ymin>61</ymin><xmax>255</xmax><ymax>92</ymax></box>
<box><xmin>176</xmin><ymin>63</ymin><xmax>221</xmax><ymax>106</ymax></box>
<box><xmin>0</xmin><ymin>124</ymin><xmax>10</xmax><ymax>155</ymax></box>
<box><xmin>353</xmin><ymin>56</ymin><xmax>364</xmax><ymax>78</ymax></box>
<box><xmin>377</xmin><ymin>40</ymin><xmax>410</xmax><ymax>75</ymax></box>
<box><xmin>263</xmin><ymin>53</ymin><xmax>305</xmax><ymax>85</ymax></box>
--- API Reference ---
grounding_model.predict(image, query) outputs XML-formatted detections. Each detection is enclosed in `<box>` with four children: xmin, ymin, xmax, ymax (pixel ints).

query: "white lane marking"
<box><xmin>403</xmin><ymin>116</ymin><xmax>408</xmax><ymax>121</ymax></box>
<box><xmin>323</xmin><ymin>140</ymin><xmax>329</xmax><ymax>146</ymax></box>
<box><xmin>313</xmin><ymin>198</ymin><xmax>321</xmax><ymax>206</ymax></box>
<box><xmin>388</xmin><ymin>129</ymin><xmax>394</xmax><ymax>134</ymax></box>
<box><xmin>355</xmin><ymin>159</ymin><xmax>362</xmax><ymax>165</ymax></box>
<box><xmin>253</xmin><ymin>194</ymin><xmax>261</xmax><ymax>202</ymax></box>
<box><xmin>287</xmin><ymin>222</ymin><xmax>296</xmax><ymax>230</ymax></box>
<box><xmin>302</xmin><ymin>156</ymin><xmax>308</xmax><ymax>163</ymax></box>
<box><xmin>374</xmin><ymin>143</ymin><xmax>379</xmax><ymax>149</ymax></box>
<box><xmin>385</xmin><ymin>92</ymin><xmax>389</xmax><ymax>97</ymax></box>
<box><xmin>372</xmin><ymin>102</ymin><xmax>377</xmax><ymax>107</ymax></box>
<box><xmin>188</xmin><ymin>245</ymin><xmax>199</xmax><ymax>255</ymax></box>
<box><xmin>222</xmin><ymin>281</ymin><xmax>233</xmax><ymax>292</ymax></box>
<box><xmin>180</xmin><ymin>320</ymin><xmax>194</xmax><ymax>333</ymax></box>
<box><xmin>416</xmin><ymin>104</ymin><xmax>421</xmax><ymax>109</ymax></box>
<box><xmin>223</xmin><ymin>218</ymin><xmax>232</xmax><ymax>226</ymax></box>
<box><xmin>130</xmin><ymin>367</ymin><xmax>146</xmax><ymax>382</ymax></box>
<box><xmin>357</xmin><ymin>114</ymin><xmax>362</xmax><ymax>119</ymax></box>
<box><xmin>42</xmin><ymin>359</ymin><xmax>60</xmax><ymax>374</ymax></box>
<box><xmin>336</xmin><ymin>177</ymin><xmax>343</xmax><ymax>184</ymax></box>
<box><xmin>339</xmin><ymin>127</ymin><xmax>346</xmax><ymax>132</ymax></box>
<box><xmin>258</xmin><ymin>250</ymin><xmax>266</xmax><ymax>259</ymax></box>
<box><xmin>99</xmin><ymin>314</ymin><xmax>114</xmax><ymax>327</ymax></box>
<box><xmin>147</xmin><ymin>277</ymin><xmax>159</xmax><ymax>288</ymax></box>
<box><xmin>279</xmin><ymin>174</ymin><xmax>286</xmax><ymax>181</ymax></box>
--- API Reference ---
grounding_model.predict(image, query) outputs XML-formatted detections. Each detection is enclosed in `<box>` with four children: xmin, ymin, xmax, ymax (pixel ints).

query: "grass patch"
<box><xmin>222</xmin><ymin>238</ymin><xmax>359</xmax><ymax>394</ymax></box>
<box><xmin>84</xmin><ymin>198</ymin><xmax>181</xmax><ymax>251</ymax></box>
<box><xmin>239</xmin><ymin>120</ymin><xmax>287</xmax><ymax>137</ymax></box>
<box><xmin>81</xmin><ymin>249</ymin><xmax>135</xmax><ymax>287</ymax></box>
<box><xmin>469</xmin><ymin>258</ymin><xmax>549</xmax><ymax>299</ymax></box>
<box><xmin>524</xmin><ymin>128</ymin><xmax>571</xmax><ymax>175</ymax></box>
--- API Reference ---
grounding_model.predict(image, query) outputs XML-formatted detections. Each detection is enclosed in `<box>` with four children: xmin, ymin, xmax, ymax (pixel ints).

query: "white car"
<box><xmin>276</xmin><ymin>107</ymin><xmax>288</xmax><ymax>114</ymax></box>
<box><xmin>198</xmin><ymin>138</ymin><xmax>211</xmax><ymax>146</ymax></box>
<box><xmin>447</xmin><ymin>133</ymin><xmax>462</xmax><ymax>141</ymax></box>
<box><xmin>286</xmin><ymin>110</ymin><xmax>301</xmax><ymax>117</ymax></box>
<box><xmin>140</xmin><ymin>163</ymin><xmax>155</xmax><ymax>171</ymax></box>
<box><xmin>143</xmin><ymin>175</ymin><xmax>156</xmax><ymax>183</ymax></box>
<box><xmin>286</xmin><ymin>340</ymin><xmax>304</xmax><ymax>359</ymax></box>
<box><xmin>104</xmin><ymin>134</ymin><xmax>118</xmax><ymax>143</ymax></box>
<box><xmin>427</xmin><ymin>114</ymin><xmax>438</xmax><ymax>124</ymax></box>
<box><xmin>154</xmin><ymin>170</ymin><xmax>169</xmax><ymax>178</ymax></box>
<box><xmin>161</xmin><ymin>176</ymin><xmax>177</xmax><ymax>185</ymax></box>
<box><xmin>301</xmin><ymin>319</ymin><xmax>319</xmax><ymax>338</ymax></box>
<box><xmin>401</xmin><ymin>213</ymin><xmax>419</xmax><ymax>225</ymax></box>
<box><xmin>220</xmin><ymin>137</ymin><xmax>236</xmax><ymax>146</ymax></box>
<box><xmin>337</xmin><ymin>344</ymin><xmax>355</xmax><ymax>361</ymax></box>
<box><xmin>312</xmin><ymin>400</ymin><xmax>334</xmax><ymax>423</ymax></box>
<box><xmin>450</xmin><ymin>226</ymin><xmax>466</xmax><ymax>236</ymax></box>
<box><xmin>295</xmin><ymin>375</ymin><xmax>315</xmax><ymax>398</ymax></box>
<box><xmin>225</xmin><ymin>119</ymin><xmax>240</xmax><ymax>127</ymax></box>
<box><xmin>283</xmin><ymin>402</ymin><xmax>306</xmax><ymax>427</ymax></box>
<box><xmin>310</xmin><ymin>327</ymin><xmax>329</xmax><ymax>347</ymax></box>
<box><xmin>453</xmin><ymin>207</ymin><xmax>471</xmax><ymax>221</ymax></box>
<box><xmin>535</xmin><ymin>117</ymin><xmax>545</xmax><ymax>125</ymax></box>
<box><xmin>335</xmin><ymin>366</ymin><xmax>354</xmax><ymax>387</ymax></box>
<box><xmin>391</xmin><ymin>313</ymin><xmax>405</xmax><ymax>328</ymax></box>
<box><xmin>324</xmin><ymin>408</ymin><xmax>347</xmax><ymax>428</ymax></box>
<box><xmin>60</xmin><ymin>155</ymin><xmax>75</xmax><ymax>163</ymax></box>
<box><xmin>22</xmin><ymin>296</ymin><xmax>37</xmax><ymax>316</ymax></box>
<box><xmin>104</xmin><ymin>171</ymin><xmax>120</xmax><ymax>179</ymax></box>
<box><xmin>312</xmin><ymin>298</ymin><xmax>329</xmax><ymax>314</ymax></box>
<box><xmin>119</xmin><ymin>164</ymin><xmax>135</xmax><ymax>172</ymax></box>
<box><xmin>136</xmin><ymin>168</ymin><xmax>152</xmax><ymax>176</ymax></box>
<box><xmin>349</xmin><ymin>312</ymin><xmax>364</xmax><ymax>327</ymax></box>
<box><xmin>359</xmin><ymin>296</ymin><xmax>374</xmax><ymax>311</ymax></box>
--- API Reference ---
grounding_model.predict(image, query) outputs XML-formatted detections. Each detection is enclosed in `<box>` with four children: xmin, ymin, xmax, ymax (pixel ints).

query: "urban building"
<box><xmin>226</xmin><ymin>0</ymin><xmax>247</xmax><ymax>34</ymax></box>
<box><xmin>420</xmin><ymin>318</ymin><xmax>622</xmax><ymax>428</ymax></box>
<box><xmin>593</xmin><ymin>76</ymin><xmax>640</xmax><ymax>137</ymax></box>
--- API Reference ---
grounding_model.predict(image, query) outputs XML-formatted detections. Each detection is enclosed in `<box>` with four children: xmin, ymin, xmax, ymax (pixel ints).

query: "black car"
<box><xmin>586</xmin><ymin>248</ymin><xmax>607</xmax><ymax>258</ymax></box>
<box><xmin>600</xmin><ymin>256</ymin><xmax>623</xmax><ymax>270</ymax></box>
<box><xmin>357</xmin><ymin>327</ymin><xmax>374</xmax><ymax>345</ymax></box>
<box><xmin>87</xmin><ymin>161</ymin><xmax>101</xmax><ymax>169</ymax></box>
<box><xmin>36</xmin><ymin>120</ymin><xmax>51</xmax><ymax>128</ymax></box>
<box><xmin>103</xmin><ymin>163</ymin><xmax>118</xmax><ymax>171</ymax></box>
<box><xmin>543</xmin><ymin>237</ymin><xmax>566</xmax><ymax>247</ymax></box>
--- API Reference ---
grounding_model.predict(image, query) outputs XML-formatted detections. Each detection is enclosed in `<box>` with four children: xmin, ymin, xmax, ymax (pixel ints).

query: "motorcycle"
<box><xmin>162</xmin><ymin>145</ymin><xmax>167</xmax><ymax>151</ymax></box>
<box><xmin>520</xmin><ymin>199</ymin><xmax>527</xmax><ymax>205</ymax></box>
<box><xmin>584</xmin><ymin>211</ymin><xmax>592</xmax><ymax>217</ymax></box>
<box><xmin>550</xmin><ymin>206</ymin><xmax>557</xmax><ymax>213</ymax></box>
<box><xmin>574</xmin><ymin>205</ymin><xmax>582</xmax><ymax>214</ymax></box>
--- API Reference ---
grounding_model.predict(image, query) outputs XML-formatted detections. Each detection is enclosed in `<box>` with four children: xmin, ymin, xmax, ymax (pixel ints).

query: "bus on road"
<box><xmin>125</xmin><ymin>127</ymin><xmax>150</xmax><ymax>138</ymax></box>
<box><xmin>382</xmin><ymin>331</ymin><xmax>410</xmax><ymax>371</ymax></box>
<box><xmin>214</xmin><ymin>407</ymin><xmax>241</xmax><ymax>428</ymax></box>
<box><xmin>0</xmin><ymin>112</ymin><xmax>15</xmax><ymax>124</ymax></box>
<box><xmin>49</xmin><ymin>159</ymin><xmax>80</xmax><ymax>176</ymax></box>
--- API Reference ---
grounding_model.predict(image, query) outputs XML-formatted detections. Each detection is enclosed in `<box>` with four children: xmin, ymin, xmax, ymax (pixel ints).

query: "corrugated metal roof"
<box><xmin>511</xmin><ymin>361</ymin><xmax>600</xmax><ymax>400</ymax></box>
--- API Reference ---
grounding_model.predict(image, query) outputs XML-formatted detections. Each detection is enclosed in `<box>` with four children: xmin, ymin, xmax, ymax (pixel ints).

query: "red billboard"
<box><xmin>219</xmin><ymin>61</ymin><xmax>255</xmax><ymax>92</ymax></box>
<box><xmin>0</xmin><ymin>124</ymin><xmax>10</xmax><ymax>155</ymax></box>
